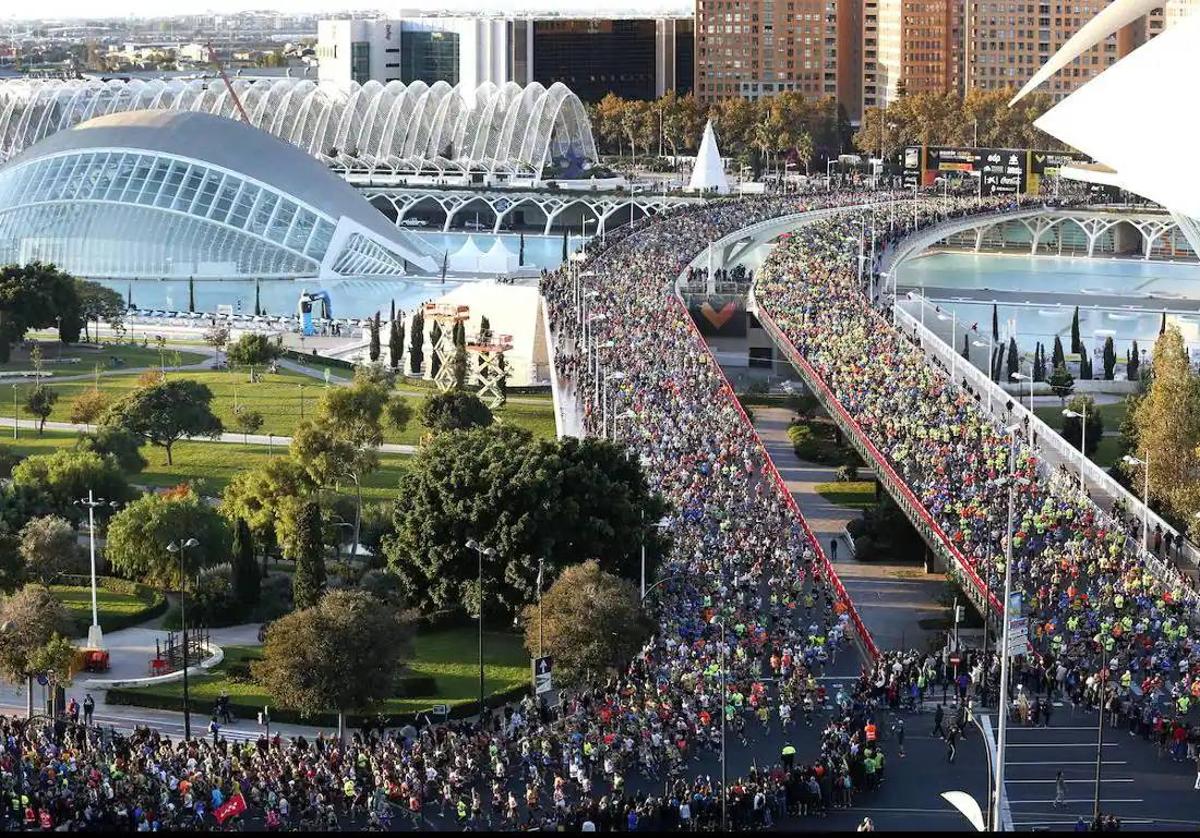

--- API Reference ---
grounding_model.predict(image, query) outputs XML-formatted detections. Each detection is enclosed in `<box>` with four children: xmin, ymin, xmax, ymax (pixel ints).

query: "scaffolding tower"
<box><xmin>467</xmin><ymin>332</ymin><xmax>514</xmax><ymax>408</ymax></box>
<box><xmin>424</xmin><ymin>302</ymin><xmax>471</xmax><ymax>392</ymax></box>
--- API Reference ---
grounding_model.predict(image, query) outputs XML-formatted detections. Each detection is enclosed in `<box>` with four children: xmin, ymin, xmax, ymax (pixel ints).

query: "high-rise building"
<box><xmin>694</xmin><ymin>0</ymin><xmax>858</xmax><ymax>111</ymax></box>
<box><xmin>316</xmin><ymin>14</ymin><xmax>692</xmax><ymax>101</ymax></box>
<box><xmin>863</xmin><ymin>0</ymin><xmax>962</xmax><ymax>113</ymax></box>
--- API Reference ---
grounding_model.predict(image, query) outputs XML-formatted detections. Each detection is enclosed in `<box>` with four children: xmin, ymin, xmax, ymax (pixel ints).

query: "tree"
<box><xmin>312</xmin><ymin>366</ymin><xmax>411</xmax><ymax>451</ymax></box>
<box><xmin>408</xmin><ymin>309</ymin><xmax>424</xmax><ymax>375</ymax></box>
<box><xmin>386</xmin><ymin>427</ymin><xmax>666</xmax><ymax>616</ymax></box>
<box><xmin>0</xmin><ymin>263</ymin><xmax>84</xmax><ymax>362</ymax></box>
<box><xmin>1033</xmin><ymin>342</ymin><xmax>1047</xmax><ymax>382</ymax></box>
<box><xmin>1132</xmin><ymin>325</ymin><xmax>1200</xmax><ymax>519</ymax></box>
<box><xmin>290</xmin><ymin>499</ymin><xmax>326</xmax><ymax>609</ymax></box>
<box><xmin>104</xmin><ymin>489</ymin><xmax>231</xmax><ymax>587</ymax></box>
<box><xmin>1127</xmin><ymin>340</ymin><xmax>1141</xmax><ymax>381</ymax></box>
<box><xmin>1006</xmin><ymin>337</ymin><xmax>1019</xmax><ymax>381</ymax></box>
<box><xmin>0</xmin><ymin>532</ymin><xmax>24</xmax><ymax>594</ymax></box>
<box><xmin>1078</xmin><ymin>343</ymin><xmax>1092</xmax><ymax>380</ymax></box>
<box><xmin>68</xmin><ymin>389</ymin><xmax>109</xmax><ymax>428</ymax></box>
<box><xmin>230</xmin><ymin>517</ymin><xmax>260</xmax><ymax>608</ymax></box>
<box><xmin>101</xmin><ymin>378</ymin><xmax>223</xmax><ymax>464</ymax></box>
<box><xmin>202</xmin><ymin>323</ymin><xmax>230</xmax><ymax>366</ymax></box>
<box><xmin>1060</xmin><ymin>394</ymin><xmax>1104</xmax><ymax>457</ymax></box>
<box><xmin>253</xmin><ymin>589</ymin><xmax>413</xmax><ymax>732</ymax></box>
<box><xmin>429</xmin><ymin>321</ymin><xmax>443</xmax><ymax>378</ymax></box>
<box><xmin>225</xmin><ymin>332</ymin><xmax>280</xmax><ymax>367</ymax></box>
<box><xmin>1070</xmin><ymin>306</ymin><xmax>1082</xmax><ymax>354</ymax></box>
<box><xmin>24</xmin><ymin>385</ymin><xmax>57</xmax><ymax>434</ymax></box>
<box><xmin>233</xmin><ymin>406</ymin><xmax>264</xmax><ymax>443</ymax></box>
<box><xmin>221</xmin><ymin>457</ymin><xmax>314</xmax><ymax>572</ymax></box>
<box><xmin>961</xmin><ymin>332</ymin><xmax>970</xmax><ymax>362</ymax></box>
<box><xmin>368</xmin><ymin>312</ymin><xmax>381</xmax><ymax>362</ymax></box>
<box><xmin>521</xmin><ymin>560</ymin><xmax>652</xmax><ymax>685</ymax></box>
<box><xmin>1051</xmin><ymin>335</ymin><xmax>1066</xmax><ymax>369</ymax></box>
<box><xmin>388</xmin><ymin>316</ymin><xmax>404</xmax><ymax>370</ymax></box>
<box><xmin>1048</xmin><ymin>363</ymin><xmax>1075</xmax><ymax>405</ymax></box>
<box><xmin>75</xmin><ymin>279</ymin><xmax>124</xmax><ymax>343</ymax></box>
<box><xmin>419</xmin><ymin>390</ymin><xmax>493</xmax><ymax>433</ymax></box>
<box><xmin>1102</xmin><ymin>336</ymin><xmax>1117</xmax><ymax>381</ymax></box>
<box><xmin>452</xmin><ymin>345</ymin><xmax>468</xmax><ymax>390</ymax></box>
<box><xmin>10</xmin><ymin>449</ymin><xmax>132</xmax><ymax>523</ymax></box>
<box><xmin>18</xmin><ymin>515</ymin><xmax>80</xmax><ymax>585</ymax></box>
<box><xmin>0</xmin><ymin>584</ymin><xmax>73</xmax><ymax>695</ymax></box>
<box><xmin>75</xmin><ymin>426</ymin><xmax>147</xmax><ymax>474</ymax></box>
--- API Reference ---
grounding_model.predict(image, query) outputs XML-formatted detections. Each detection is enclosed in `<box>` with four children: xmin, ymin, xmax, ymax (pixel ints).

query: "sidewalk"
<box><xmin>753</xmin><ymin>406</ymin><xmax>947</xmax><ymax>652</ymax></box>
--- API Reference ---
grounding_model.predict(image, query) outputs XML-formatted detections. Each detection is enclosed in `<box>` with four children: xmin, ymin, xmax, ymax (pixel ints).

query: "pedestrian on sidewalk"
<box><xmin>894</xmin><ymin>717</ymin><xmax>905</xmax><ymax>757</ymax></box>
<box><xmin>830</xmin><ymin>539</ymin><xmax>839</xmax><ymax>560</ymax></box>
<box><xmin>82</xmin><ymin>694</ymin><xmax>94</xmax><ymax>726</ymax></box>
<box><xmin>1054</xmin><ymin>771</ymin><xmax>1066</xmax><ymax>807</ymax></box>
<box><xmin>933</xmin><ymin>703</ymin><xmax>947</xmax><ymax>738</ymax></box>
<box><xmin>946</xmin><ymin>726</ymin><xmax>958</xmax><ymax>763</ymax></box>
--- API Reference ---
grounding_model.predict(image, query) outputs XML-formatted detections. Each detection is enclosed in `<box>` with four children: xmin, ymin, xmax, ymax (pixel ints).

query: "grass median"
<box><xmin>814</xmin><ymin>481</ymin><xmax>877</xmax><ymax>509</ymax></box>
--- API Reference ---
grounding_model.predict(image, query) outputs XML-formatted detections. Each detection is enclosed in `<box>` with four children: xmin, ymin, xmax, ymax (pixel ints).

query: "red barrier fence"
<box><xmin>755</xmin><ymin>304</ymin><xmax>1004</xmax><ymax>623</ymax></box>
<box><xmin>674</xmin><ymin>297</ymin><xmax>882</xmax><ymax>662</ymax></box>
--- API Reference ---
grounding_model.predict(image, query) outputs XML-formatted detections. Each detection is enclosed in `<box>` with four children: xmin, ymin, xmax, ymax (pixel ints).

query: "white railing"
<box><xmin>894</xmin><ymin>303</ymin><xmax>1199</xmax><ymax>609</ymax></box>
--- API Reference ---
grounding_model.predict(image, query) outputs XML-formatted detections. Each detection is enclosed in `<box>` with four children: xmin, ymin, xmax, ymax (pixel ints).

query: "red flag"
<box><xmin>213</xmin><ymin>793</ymin><xmax>247</xmax><ymax>824</ymax></box>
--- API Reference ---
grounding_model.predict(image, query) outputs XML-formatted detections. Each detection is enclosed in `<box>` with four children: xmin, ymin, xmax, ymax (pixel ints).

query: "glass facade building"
<box><xmin>0</xmin><ymin>110</ymin><xmax>442</xmax><ymax>281</ymax></box>
<box><xmin>400</xmin><ymin>30</ymin><xmax>461</xmax><ymax>85</ymax></box>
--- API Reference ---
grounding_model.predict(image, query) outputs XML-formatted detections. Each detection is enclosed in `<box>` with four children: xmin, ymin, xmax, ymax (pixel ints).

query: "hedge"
<box><xmin>105</xmin><ymin>681</ymin><xmax>528</xmax><ymax>728</ymax></box>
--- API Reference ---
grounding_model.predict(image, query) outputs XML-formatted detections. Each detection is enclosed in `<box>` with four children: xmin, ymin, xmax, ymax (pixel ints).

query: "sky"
<box><xmin>1</xmin><ymin>0</ymin><xmax>691</xmax><ymax>21</ymax></box>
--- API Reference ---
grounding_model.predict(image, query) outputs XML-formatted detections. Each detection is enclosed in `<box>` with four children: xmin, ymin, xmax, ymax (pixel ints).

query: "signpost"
<box><xmin>1005</xmin><ymin>593</ymin><xmax>1030</xmax><ymax>657</ymax></box>
<box><xmin>533</xmin><ymin>656</ymin><xmax>553</xmax><ymax>696</ymax></box>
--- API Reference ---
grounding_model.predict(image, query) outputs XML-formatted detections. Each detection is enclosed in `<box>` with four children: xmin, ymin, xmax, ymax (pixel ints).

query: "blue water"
<box><xmin>898</xmin><ymin>253</ymin><xmax>1200</xmax><ymax>353</ymax></box>
<box><xmin>101</xmin><ymin>232</ymin><xmax>583</xmax><ymax>320</ymax></box>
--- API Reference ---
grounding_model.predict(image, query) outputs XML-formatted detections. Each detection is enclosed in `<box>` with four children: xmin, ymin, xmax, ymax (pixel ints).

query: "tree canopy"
<box><xmin>104</xmin><ymin>489</ymin><xmax>232</xmax><ymax>587</ymax></box>
<box><xmin>0</xmin><ymin>584</ymin><xmax>73</xmax><ymax>684</ymax></box>
<box><xmin>521</xmin><ymin>560</ymin><xmax>652</xmax><ymax>685</ymax></box>
<box><xmin>9</xmin><ymin>449</ymin><xmax>132</xmax><ymax>525</ymax></box>
<box><xmin>419</xmin><ymin>390</ymin><xmax>493</xmax><ymax>433</ymax></box>
<box><xmin>385</xmin><ymin>426</ymin><xmax>666</xmax><ymax>616</ymax></box>
<box><xmin>1132</xmin><ymin>325</ymin><xmax>1200</xmax><ymax>520</ymax></box>
<box><xmin>18</xmin><ymin>515</ymin><xmax>80</xmax><ymax>585</ymax></box>
<box><xmin>252</xmin><ymin>589</ymin><xmax>413</xmax><ymax>718</ymax></box>
<box><xmin>101</xmin><ymin>378</ymin><xmax>223</xmax><ymax>464</ymax></box>
<box><xmin>225</xmin><ymin>332</ymin><xmax>281</xmax><ymax>367</ymax></box>
<box><xmin>0</xmin><ymin>262</ymin><xmax>84</xmax><ymax>361</ymax></box>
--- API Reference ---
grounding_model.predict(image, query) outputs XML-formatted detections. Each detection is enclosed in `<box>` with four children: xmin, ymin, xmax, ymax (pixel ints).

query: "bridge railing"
<box><xmin>755</xmin><ymin>303</ymin><xmax>1004</xmax><ymax>626</ymax></box>
<box><xmin>893</xmin><ymin>303</ymin><xmax>1200</xmax><ymax>611</ymax></box>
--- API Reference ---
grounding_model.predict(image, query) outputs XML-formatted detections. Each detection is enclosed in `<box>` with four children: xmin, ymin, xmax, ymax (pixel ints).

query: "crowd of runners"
<box><xmin>753</xmin><ymin>200</ymin><xmax>1200</xmax><ymax>767</ymax></box>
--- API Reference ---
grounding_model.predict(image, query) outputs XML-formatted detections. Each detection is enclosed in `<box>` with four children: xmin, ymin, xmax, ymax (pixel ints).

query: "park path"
<box><xmin>753</xmin><ymin>405</ymin><xmax>947</xmax><ymax>652</ymax></box>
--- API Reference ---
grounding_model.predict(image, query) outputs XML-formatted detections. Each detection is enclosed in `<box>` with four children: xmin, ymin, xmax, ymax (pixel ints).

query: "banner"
<box><xmin>688</xmin><ymin>296</ymin><xmax>747</xmax><ymax>337</ymax></box>
<box><xmin>214</xmin><ymin>793</ymin><xmax>247</xmax><ymax>824</ymax></box>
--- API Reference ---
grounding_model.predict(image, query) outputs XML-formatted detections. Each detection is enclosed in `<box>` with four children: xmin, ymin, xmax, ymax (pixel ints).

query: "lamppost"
<box><xmin>465</xmin><ymin>539</ymin><xmax>497</xmax><ymax>718</ymax></box>
<box><xmin>1063</xmin><ymin>405</ymin><xmax>1088</xmax><ymax>494</ymax></box>
<box><xmin>972</xmin><ymin>338</ymin><xmax>995</xmax><ymax>410</ymax></box>
<box><xmin>602</xmin><ymin>371</ymin><xmax>625</xmax><ymax>436</ymax></box>
<box><xmin>1122</xmin><ymin>453</ymin><xmax>1150</xmax><ymax>551</ymax></box>
<box><xmin>74</xmin><ymin>492</ymin><xmax>119</xmax><ymax>650</ymax></box>
<box><xmin>297</xmin><ymin>384</ymin><xmax>305</xmax><ymax>421</ymax></box>
<box><xmin>167</xmin><ymin>537</ymin><xmax>200</xmax><ymax>740</ymax></box>
<box><xmin>992</xmin><ymin>425</ymin><xmax>1026</xmax><ymax>833</ymax></box>
<box><xmin>1010</xmin><ymin>370</ymin><xmax>1035</xmax><ymax>445</ymax></box>
<box><xmin>11</xmin><ymin>384</ymin><xmax>18</xmax><ymax>440</ymax></box>
<box><xmin>937</xmin><ymin>311</ymin><xmax>958</xmax><ymax>379</ymax></box>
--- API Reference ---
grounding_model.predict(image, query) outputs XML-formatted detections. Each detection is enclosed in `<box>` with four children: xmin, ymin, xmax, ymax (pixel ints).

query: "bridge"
<box><xmin>358</xmin><ymin>185</ymin><xmax>700</xmax><ymax>235</ymax></box>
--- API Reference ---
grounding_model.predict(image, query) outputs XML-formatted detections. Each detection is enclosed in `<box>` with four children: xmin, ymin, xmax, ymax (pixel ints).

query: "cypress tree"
<box><xmin>1160</xmin><ymin>311</ymin><xmax>1167</xmax><ymax>335</ymax></box>
<box><xmin>1070</xmin><ymin>306</ymin><xmax>1081</xmax><ymax>354</ymax></box>
<box><xmin>389</xmin><ymin>316</ymin><xmax>404</xmax><ymax>370</ymax></box>
<box><xmin>188</xmin><ymin>277</ymin><xmax>195</xmax><ymax>313</ymax></box>
<box><xmin>453</xmin><ymin>345</ymin><xmax>468</xmax><ymax>390</ymax></box>
<box><xmin>231</xmin><ymin>517</ymin><xmax>260</xmax><ymax>607</ymax></box>
<box><xmin>292</xmin><ymin>500</ymin><xmax>326</xmax><ymax>610</ymax></box>
<box><xmin>1127</xmin><ymin>340</ymin><xmax>1140</xmax><ymax>381</ymax></box>
<box><xmin>991</xmin><ymin>303</ymin><xmax>999</xmax><ymax>342</ymax></box>
<box><xmin>429</xmin><ymin>321</ymin><xmax>443</xmax><ymax>378</ymax></box>
<box><xmin>409</xmin><ymin>309</ymin><xmax>425</xmax><ymax>375</ymax></box>
<box><xmin>1102</xmin><ymin>336</ymin><xmax>1116</xmax><ymax>380</ymax></box>
<box><xmin>452</xmin><ymin>319</ymin><xmax>466</xmax><ymax>348</ymax></box>
<box><xmin>1078</xmin><ymin>343</ymin><xmax>1091</xmax><ymax>379</ymax></box>
<box><xmin>962</xmin><ymin>332</ymin><xmax>970</xmax><ymax>362</ymax></box>
<box><xmin>1052</xmin><ymin>335</ymin><xmax>1066</xmax><ymax>369</ymax></box>
<box><xmin>1006</xmin><ymin>337</ymin><xmax>1019</xmax><ymax>380</ymax></box>
<box><xmin>368</xmin><ymin>311</ymin><xmax>381</xmax><ymax>362</ymax></box>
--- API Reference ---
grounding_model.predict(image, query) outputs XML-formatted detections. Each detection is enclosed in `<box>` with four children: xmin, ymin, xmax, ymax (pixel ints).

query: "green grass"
<box><xmin>0</xmin><ymin>341</ymin><xmax>206</xmax><ymax>374</ymax></box>
<box><xmin>1092</xmin><ymin>435</ymin><xmax>1123</xmax><ymax>469</ymax></box>
<box><xmin>119</xmin><ymin>628</ymin><xmax>529</xmax><ymax>715</ymax></box>
<box><xmin>0</xmin><ymin>432</ymin><xmax>411</xmax><ymax>501</ymax></box>
<box><xmin>4</xmin><ymin>368</ymin><xmax>555</xmax><ymax>443</ymax></box>
<box><xmin>1034</xmin><ymin>399</ymin><xmax>1128</xmax><ymax>430</ymax></box>
<box><xmin>814</xmin><ymin>481</ymin><xmax>877</xmax><ymax>509</ymax></box>
<box><xmin>49</xmin><ymin>583</ymin><xmax>164</xmax><ymax>633</ymax></box>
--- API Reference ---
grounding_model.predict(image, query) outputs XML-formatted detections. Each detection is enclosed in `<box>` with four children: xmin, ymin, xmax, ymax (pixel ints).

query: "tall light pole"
<box><xmin>74</xmin><ymin>491</ymin><xmax>119</xmax><ymax>650</ymax></box>
<box><xmin>1063</xmin><ymin>405</ymin><xmax>1088</xmax><ymax>494</ymax></box>
<box><xmin>937</xmin><ymin>311</ymin><xmax>958</xmax><ymax>379</ymax></box>
<box><xmin>1010</xmin><ymin>370</ymin><xmax>1034</xmax><ymax>445</ymax></box>
<box><xmin>992</xmin><ymin>425</ymin><xmax>1023</xmax><ymax>833</ymax></box>
<box><xmin>466</xmin><ymin>539</ymin><xmax>497</xmax><ymax>719</ymax></box>
<box><xmin>972</xmin><ymin>338</ymin><xmax>994</xmax><ymax>411</ymax></box>
<box><xmin>167</xmin><ymin>537</ymin><xmax>200</xmax><ymax>740</ymax></box>
<box><xmin>1122</xmin><ymin>453</ymin><xmax>1150</xmax><ymax>551</ymax></box>
<box><xmin>11</xmin><ymin>384</ymin><xmax>17</xmax><ymax>440</ymax></box>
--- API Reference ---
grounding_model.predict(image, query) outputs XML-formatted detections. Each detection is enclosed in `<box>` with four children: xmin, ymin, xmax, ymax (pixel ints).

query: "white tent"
<box><xmin>481</xmin><ymin>238</ymin><xmax>519</xmax><ymax>274</ymax></box>
<box><xmin>447</xmin><ymin>236</ymin><xmax>488</xmax><ymax>273</ymax></box>
<box><xmin>687</xmin><ymin>121</ymin><xmax>730</xmax><ymax>195</ymax></box>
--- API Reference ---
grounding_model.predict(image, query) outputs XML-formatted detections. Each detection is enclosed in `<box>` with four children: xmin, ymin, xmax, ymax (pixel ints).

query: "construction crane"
<box><xmin>206</xmin><ymin>41</ymin><xmax>251</xmax><ymax>124</ymax></box>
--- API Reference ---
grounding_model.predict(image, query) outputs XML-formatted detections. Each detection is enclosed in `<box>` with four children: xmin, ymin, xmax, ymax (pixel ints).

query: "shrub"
<box><xmin>835</xmin><ymin>464</ymin><xmax>859</xmax><ymax>482</ymax></box>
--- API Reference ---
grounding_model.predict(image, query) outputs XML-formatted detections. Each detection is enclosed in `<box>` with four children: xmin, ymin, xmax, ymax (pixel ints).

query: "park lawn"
<box><xmin>121</xmin><ymin>629</ymin><xmax>529</xmax><ymax>715</ymax></box>
<box><xmin>49</xmin><ymin>584</ymin><xmax>164</xmax><ymax>634</ymax></box>
<box><xmin>0</xmin><ymin>433</ymin><xmax>411</xmax><ymax>502</ymax></box>
<box><xmin>1034</xmin><ymin>399</ymin><xmax>1128</xmax><ymax>431</ymax></box>
<box><xmin>1092</xmin><ymin>435</ymin><xmax>1123</xmax><ymax>469</ymax></box>
<box><xmin>6</xmin><ymin>367</ymin><xmax>556</xmax><ymax>442</ymax></box>
<box><xmin>814</xmin><ymin>481</ymin><xmax>877</xmax><ymax>509</ymax></box>
<box><xmin>0</xmin><ymin>341</ymin><xmax>206</xmax><ymax>374</ymax></box>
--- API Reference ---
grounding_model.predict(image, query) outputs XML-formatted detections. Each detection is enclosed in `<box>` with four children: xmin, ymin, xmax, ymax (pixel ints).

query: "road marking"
<box><xmin>1006</xmin><ymin>761</ymin><xmax>1126</xmax><ymax>766</ymax></box>
<box><xmin>1014</xmin><ymin>819</ymin><xmax>1154</xmax><ymax>827</ymax></box>
<box><xmin>1008</xmin><ymin>799</ymin><xmax>1143</xmax><ymax>805</ymax></box>
<box><xmin>1004</xmin><ymin>726</ymin><xmax>1101</xmax><ymax>731</ymax></box>
<box><xmin>1005</xmin><ymin>778</ymin><xmax>1133</xmax><ymax>784</ymax></box>
<box><xmin>1004</xmin><ymin>742</ymin><xmax>1118</xmax><ymax>747</ymax></box>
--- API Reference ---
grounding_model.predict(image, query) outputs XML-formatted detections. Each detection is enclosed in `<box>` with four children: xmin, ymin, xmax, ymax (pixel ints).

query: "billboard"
<box><xmin>977</xmin><ymin>148</ymin><xmax>1027</xmax><ymax>196</ymax></box>
<box><xmin>689</xmin><ymin>296</ymin><xmax>748</xmax><ymax>337</ymax></box>
<box><xmin>903</xmin><ymin>145</ymin><xmax>1090</xmax><ymax>195</ymax></box>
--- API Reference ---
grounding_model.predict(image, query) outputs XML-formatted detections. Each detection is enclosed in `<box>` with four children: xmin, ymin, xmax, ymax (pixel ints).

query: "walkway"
<box><xmin>753</xmin><ymin>406</ymin><xmax>947</xmax><ymax>651</ymax></box>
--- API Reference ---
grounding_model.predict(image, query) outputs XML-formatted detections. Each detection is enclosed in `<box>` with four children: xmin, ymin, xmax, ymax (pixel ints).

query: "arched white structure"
<box><xmin>0</xmin><ymin>110</ymin><xmax>442</xmax><ymax>280</ymax></box>
<box><xmin>0</xmin><ymin>78</ymin><xmax>599</xmax><ymax>183</ymax></box>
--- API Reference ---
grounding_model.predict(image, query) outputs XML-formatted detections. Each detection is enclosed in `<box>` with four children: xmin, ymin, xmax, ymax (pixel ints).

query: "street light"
<box><xmin>602</xmin><ymin>371</ymin><xmax>626</xmax><ymax>435</ymax></box>
<box><xmin>465</xmin><ymin>539</ymin><xmax>497</xmax><ymax>718</ymax></box>
<box><xmin>937</xmin><ymin>311</ymin><xmax>958</xmax><ymax>379</ymax></box>
<box><xmin>1010</xmin><ymin>370</ymin><xmax>1035</xmax><ymax>445</ymax></box>
<box><xmin>167</xmin><ymin>537</ymin><xmax>200</xmax><ymax>740</ymax></box>
<box><xmin>972</xmin><ymin>338</ymin><xmax>995</xmax><ymax>410</ymax></box>
<box><xmin>1122</xmin><ymin>454</ymin><xmax>1150</xmax><ymax>551</ymax></box>
<box><xmin>74</xmin><ymin>492</ymin><xmax>120</xmax><ymax>651</ymax></box>
<box><xmin>11</xmin><ymin>384</ymin><xmax>17</xmax><ymax>440</ymax></box>
<box><xmin>1063</xmin><ymin>406</ymin><xmax>1088</xmax><ymax>494</ymax></box>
